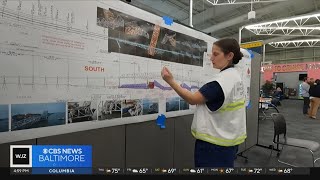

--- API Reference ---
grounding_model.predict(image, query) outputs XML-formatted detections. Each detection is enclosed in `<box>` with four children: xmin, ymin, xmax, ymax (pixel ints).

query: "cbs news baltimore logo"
<box><xmin>10</xmin><ymin>145</ymin><xmax>92</xmax><ymax>174</ymax></box>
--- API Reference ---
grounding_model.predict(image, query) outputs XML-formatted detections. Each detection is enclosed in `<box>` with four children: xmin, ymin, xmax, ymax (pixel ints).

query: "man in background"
<box><xmin>300</xmin><ymin>77</ymin><xmax>310</xmax><ymax>115</ymax></box>
<box><xmin>309</xmin><ymin>79</ymin><xmax>320</xmax><ymax>119</ymax></box>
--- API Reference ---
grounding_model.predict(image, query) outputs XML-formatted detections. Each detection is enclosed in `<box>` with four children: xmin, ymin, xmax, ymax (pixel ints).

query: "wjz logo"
<box><xmin>13</xmin><ymin>148</ymin><xmax>28</xmax><ymax>162</ymax></box>
<box><xmin>10</xmin><ymin>145</ymin><xmax>32</xmax><ymax>167</ymax></box>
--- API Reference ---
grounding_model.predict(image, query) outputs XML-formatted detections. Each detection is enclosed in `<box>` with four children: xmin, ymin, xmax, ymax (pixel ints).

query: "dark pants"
<box><xmin>303</xmin><ymin>97</ymin><xmax>310</xmax><ymax>114</ymax></box>
<box><xmin>194</xmin><ymin>139</ymin><xmax>239</xmax><ymax>167</ymax></box>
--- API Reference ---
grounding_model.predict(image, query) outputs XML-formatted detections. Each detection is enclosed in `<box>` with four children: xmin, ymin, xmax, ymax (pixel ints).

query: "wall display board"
<box><xmin>0</xmin><ymin>0</ymin><xmax>251</xmax><ymax>143</ymax></box>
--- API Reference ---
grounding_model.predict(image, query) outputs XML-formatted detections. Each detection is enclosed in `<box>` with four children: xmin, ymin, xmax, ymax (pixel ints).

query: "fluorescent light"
<box><xmin>245</xmin><ymin>13</ymin><xmax>320</xmax><ymax>29</ymax></box>
<box><xmin>206</xmin><ymin>0</ymin><xmax>287</xmax><ymax>6</ymax></box>
<box><xmin>268</xmin><ymin>39</ymin><xmax>320</xmax><ymax>48</ymax></box>
<box><xmin>247</xmin><ymin>27</ymin><xmax>320</xmax><ymax>30</ymax></box>
<box><xmin>269</xmin><ymin>39</ymin><xmax>320</xmax><ymax>44</ymax></box>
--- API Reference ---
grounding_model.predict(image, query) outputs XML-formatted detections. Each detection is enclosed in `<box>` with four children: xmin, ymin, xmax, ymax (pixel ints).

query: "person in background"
<box><xmin>300</xmin><ymin>77</ymin><xmax>310</xmax><ymax>115</ymax></box>
<box><xmin>275</xmin><ymin>87</ymin><xmax>283</xmax><ymax>99</ymax></box>
<box><xmin>161</xmin><ymin>38</ymin><xmax>246</xmax><ymax>168</ymax></box>
<box><xmin>309</xmin><ymin>79</ymin><xmax>320</xmax><ymax>119</ymax></box>
<box><xmin>271</xmin><ymin>87</ymin><xmax>283</xmax><ymax>106</ymax></box>
<box><xmin>277</xmin><ymin>87</ymin><xmax>282</xmax><ymax>91</ymax></box>
<box><xmin>309</xmin><ymin>78</ymin><xmax>315</xmax><ymax>85</ymax></box>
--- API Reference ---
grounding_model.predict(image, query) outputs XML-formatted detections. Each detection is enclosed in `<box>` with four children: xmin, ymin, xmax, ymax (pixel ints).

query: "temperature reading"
<box><xmin>225</xmin><ymin>168</ymin><xmax>234</xmax><ymax>174</ymax></box>
<box><xmin>284</xmin><ymin>168</ymin><xmax>292</xmax><ymax>174</ymax></box>
<box><xmin>254</xmin><ymin>168</ymin><xmax>262</xmax><ymax>174</ymax></box>
<box><xmin>111</xmin><ymin>168</ymin><xmax>120</xmax><ymax>174</ymax></box>
<box><xmin>167</xmin><ymin>168</ymin><xmax>176</xmax><ymax>174</ymax></box>
<box><xmin>197</xmin><ymin>168</ymin><xmax>204</xmax><ymax>174</ymax></box>
<box><xmin>139</xmin><ymin>168</ymin><xmax>148</xmax><ymax>174</ymax></box>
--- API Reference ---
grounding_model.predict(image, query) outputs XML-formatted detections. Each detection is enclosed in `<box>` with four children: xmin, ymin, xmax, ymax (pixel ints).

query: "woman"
<box><xmin>161</xmin><ymin>38</ymin><xmax>246</xmax><ymax>167</ymax></box>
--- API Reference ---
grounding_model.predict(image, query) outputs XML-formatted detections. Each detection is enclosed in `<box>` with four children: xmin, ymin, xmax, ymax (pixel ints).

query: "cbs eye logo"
<box><xmin>10</xmin><ymin>145</ymin><xmax>32</xmax><ymax>167</ymax></box>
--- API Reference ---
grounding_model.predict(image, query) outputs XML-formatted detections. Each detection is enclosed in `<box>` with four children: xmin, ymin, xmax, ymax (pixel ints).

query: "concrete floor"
<box><xmin>235</xmin><ymin>99</ymin><xmax>320</xmax><ymax>168</ymax></box>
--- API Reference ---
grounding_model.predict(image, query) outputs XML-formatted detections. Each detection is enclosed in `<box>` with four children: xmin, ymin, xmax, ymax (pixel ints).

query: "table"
<box><xmin>259</xmin><ymin>98</ymin><xmax>279</xmax><ymax>120</ymax></box>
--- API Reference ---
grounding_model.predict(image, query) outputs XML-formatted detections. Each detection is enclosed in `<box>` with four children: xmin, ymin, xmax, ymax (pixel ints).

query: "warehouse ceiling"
<box><xmin>121</xmin><ymin>0</ymin><xmax>320</xmax><ymax>43</ymax></box>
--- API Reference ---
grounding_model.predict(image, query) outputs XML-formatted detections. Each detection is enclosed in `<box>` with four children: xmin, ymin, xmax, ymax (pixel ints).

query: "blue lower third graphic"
<box><xmin>31</xmin><ymin>145</ymin><xmax>92</xmax><ymax>174</ymax></box>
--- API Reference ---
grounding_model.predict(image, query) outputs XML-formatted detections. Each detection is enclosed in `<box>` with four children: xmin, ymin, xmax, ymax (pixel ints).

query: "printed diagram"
<box><xmin>165</xmin><ymin>97</ymin><xmax>189</xmax><ymax>112</ymax></box>
<box><xmin>97</xmin><ymin>7</ymin><xmax>207</xmax><ymax>66</ymax></box>
<box><xmin>68</xmin><ymin>101</ymin><xmax>97</xmax><ymax>123</ymax></box>
<box><xmin>101</xmin><ymin>100</ymin><xmax>121</xmax><ymax>115</ymax></box>
<box><xmin>122</xmin><ymin>99</ymin><xmax>142</xmax><ymax>117</ymax></box>
<box><xmin>0</xmin><ymin>0</ymin><xmax>207</xmax><ymax>121</ymax></box>
<box><xmin>161</xmin><ymin>33</ymin><xmax>176</xmax><ymax>47</ymax></box>
<box><xmin>11</xmin><ymin>102</ymin><xmax>66</xmax><ymax>131</ymax></box>
<box><xmin>142</xmin><ymin>98</ymin><xmax>159</xmax><ymax>115</ymax></box>
<box><xmin>0</xmin><ymin>105</ymin><xmax>9</xmax><ymax>132</ymax></box>
<box><xmin>125</xmin><ymin>21</ymin><xmax>150</xmax><ymax>39</ymax></box>
<box><xmin>97</xmin><ymin>8</ymin><xmax>124</xmax><ymax>30</ymax></box>
<box><xmin>0</xmin><ymin>0</ymin><xmax>216</xmax><ymax>142</ymax></box>
<box><xmin>0</xmin><ymin>0</ymin><xmax>252</xmax><ymax>144</ymax></box>
<box><xmin>98</xmin><ymin>100</ymin><xmax>122</xmax><ymax>120</ymax></box>
<box><xmin>0</xmin><ymin>1</ymin><xmax>204</xmax><ymax>103</ymax></box>
<box><xmin>235</xmin><ymin>49</ymin><xmax>252</xmax><ymax>106</ymax></box>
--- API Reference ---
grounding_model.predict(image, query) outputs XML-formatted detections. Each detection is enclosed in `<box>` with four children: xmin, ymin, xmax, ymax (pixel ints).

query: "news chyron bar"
<box><xmin>10</xmin><ymin>145</ymin><xmax>92</xmax><ymax>175</ymax></box>
<box><xmin>9</xmin><ymin>145</ymin><xmax>315</xmax><ymax>176</ymax></box>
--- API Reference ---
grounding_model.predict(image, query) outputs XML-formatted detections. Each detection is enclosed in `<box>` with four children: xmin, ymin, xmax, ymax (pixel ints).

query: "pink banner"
<box><xmin>262</xmin><ymin>62</ymin><xmax>320</xmax><ymax>81</ymax></box>
<box><xmin>308</xmin><ymin>69</ymin><xmax>320</xmax><ymax>80</ymax></box>
<box><xmin>262</xmin><ymin>62</ymin><xmax>320</xmax><ymax>73</ymax></box>
<box><xmin>263</xmin><ymin>71</ymin><xmax>273</xmax><ymax>82</ymax></box>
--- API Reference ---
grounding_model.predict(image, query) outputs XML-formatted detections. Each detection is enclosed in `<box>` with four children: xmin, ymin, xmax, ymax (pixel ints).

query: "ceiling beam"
<box><xmin>201</xmin><ymin>0</ymin><xmax>304</xmax><ymax>34</ymax></box>
<box><xmin>181</xmin><ymin>4</ymin><xmax>247</xmax><ymax>27</ymax></box>
<box><xmin>129</xmin><ymin>0</ymin><xmax>171</xmax><ymax>17</ymax></box>
<box><xmin>167</xmin><ymin>0</ymin><xmax>201</xmax><ymax>18</ymax></box>
<box><xmin>133</xmin><ymin>0</ymin><xmax>189</xmax><ymax>20</ymax></box>
<box><xmin>263</xmin><ymin>36</ymin><xmax>296</xmax><ymax>44</ymax></box>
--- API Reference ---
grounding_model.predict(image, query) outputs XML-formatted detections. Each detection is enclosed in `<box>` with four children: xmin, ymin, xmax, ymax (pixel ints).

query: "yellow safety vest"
<box><xmin>191</xmin><ymin>68</ymin><xmax>247</xmax><ymax>146</ymax></box>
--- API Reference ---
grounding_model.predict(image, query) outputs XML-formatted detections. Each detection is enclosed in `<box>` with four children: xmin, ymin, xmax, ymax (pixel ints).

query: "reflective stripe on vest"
<box><xmin>191</xmin><ymin>130</ymin><xmax>247</xmax><ymax>146</ymax></box>
<box><xmin>218</xmin><ymin>99</ymin><xmax>245</xmax><ymax>113</ymax></box>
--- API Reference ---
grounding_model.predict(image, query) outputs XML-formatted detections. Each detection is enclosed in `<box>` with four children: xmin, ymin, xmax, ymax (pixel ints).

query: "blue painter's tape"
<box><xmin>162</xmin><ymin>16</ymin><xmax>173</xmax><ymax>26</ymax></box>
<box><xmin>246</xmin><ymin>101</ymin><xmax>252</xmax><ymax>109</ymax></box>
<box><xmin>248</xmin><ymin>50</ymin><xmax>254</xmax><ymax>59</ymax></box>
<box><xmin>156</xmin><ymin>114</ymin><xmax>166</xmax><ymax>129</ymax></box>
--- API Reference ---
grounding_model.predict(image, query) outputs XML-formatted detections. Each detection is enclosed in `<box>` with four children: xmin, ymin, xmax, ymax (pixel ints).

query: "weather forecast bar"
<box><xmin>92</xmin><ymin>167</ymin><xmax>311</xmax><ymax>175</ymax></box>
<box><xmin>10</xmin><ymin>167</ymin><xmax>311</xmax><ymax>175</ymax></box>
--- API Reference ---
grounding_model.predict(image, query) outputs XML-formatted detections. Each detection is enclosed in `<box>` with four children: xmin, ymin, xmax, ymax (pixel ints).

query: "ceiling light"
<box><xmin>206</xmin><ymin>0</ymin><xmax>287</xmax><ymax>6</ymax></box>
<box><xmin>268</xmin><ymin>39</ymin><xmax>320</xmax><ymax>48</ymax></box>
<box><xmin>245</xmin><ymin>13</ymin><xmax>320</xmax><ymax>29</ymax></box>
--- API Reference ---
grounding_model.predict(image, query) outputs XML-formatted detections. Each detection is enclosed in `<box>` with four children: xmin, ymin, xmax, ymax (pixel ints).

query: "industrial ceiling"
<box><xmin>122</xmin><ymin>0</ymin><xmax>320</xmax><ymax>44</ymax></box>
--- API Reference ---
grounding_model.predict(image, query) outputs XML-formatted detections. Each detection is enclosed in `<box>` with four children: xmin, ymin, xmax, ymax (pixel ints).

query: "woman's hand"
<box><xmin>161</xmin><ymin>66</ymin><xmax>174</xmax><ymax>83</ymax></box>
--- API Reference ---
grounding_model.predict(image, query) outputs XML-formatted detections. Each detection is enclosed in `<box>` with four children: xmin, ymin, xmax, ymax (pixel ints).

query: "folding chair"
<box><xmin>269</xmin><ymin>113</ymin><xmax>320</xmax><ymax>167</ymax></box>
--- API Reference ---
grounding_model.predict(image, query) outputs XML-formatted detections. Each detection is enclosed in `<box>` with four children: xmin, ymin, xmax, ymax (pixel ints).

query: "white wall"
<box><xmin>276</xmin><ymin>72</ymin><xmax>304</xmax><ymax>89</ymax></box>
<box><xmin>275</xmin><ymin>72</ymin><xmax>305</xmax><ymax>98</ymax></box>
<box><xmin>265</xmin><ymin>47</ymin><xmax>320</xmax><ymax>64</ymax></box>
